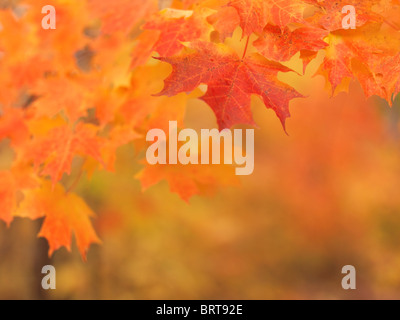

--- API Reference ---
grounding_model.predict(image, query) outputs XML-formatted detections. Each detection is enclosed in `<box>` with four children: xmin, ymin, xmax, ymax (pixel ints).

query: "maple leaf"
<box><xmin>318</xmin><ymin>33</ymin><xmax>355</xmax><ymax>94</ymax></box>
<box><xmin>254</xmin><ymin>24</ymin><xmax>328</xmax><ymax>63</ymax></box>
<box><xmin>229</xmin><ymin>0</ymin><xmax>310</xmax><ymax>36</ymax></box>
<box><xmin>353</xmin><ymin>53</ymin><xmax>400</xmax><ymax>104</ymax></box>
<box><xmin>317</xmin><ymin>23</ymin><xmax>400</xmax><ymax>100</ymax></box>
<box><xmin>156</xmin><ymin>41</ymin><xmax>302</xmax><ymax>129</ymax></box>
<box><xmin>15</xmin><ymin>181</ymin><xmax>101</xmax><ymax>260</ymax></box>
<box><xmin>28</xmin><ymin>123</ymin><xmax>105</xmax><ymax>185</ymax></box>
<box><xmin>142</xmin><ymin>8</ymin><xmax>213</xmax><ymax>57</ymax></box>
<box><xmin>131</xmin><ymin>7</ymin><xmax>213</xmax><ymax>69</ymax></box>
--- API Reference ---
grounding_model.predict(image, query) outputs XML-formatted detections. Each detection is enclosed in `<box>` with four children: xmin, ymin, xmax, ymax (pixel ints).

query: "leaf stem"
<box><xmin>242</xmin><ymin>36</ymin><xmax>251</xmax><ymax>60</ymax></box>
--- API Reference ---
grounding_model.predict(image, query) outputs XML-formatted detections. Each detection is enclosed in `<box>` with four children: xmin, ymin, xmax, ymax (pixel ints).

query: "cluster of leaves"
<box><xmin>0</xmin><ymin>0</ymin><xmax>399</xmax><ymax>259</ymax></box>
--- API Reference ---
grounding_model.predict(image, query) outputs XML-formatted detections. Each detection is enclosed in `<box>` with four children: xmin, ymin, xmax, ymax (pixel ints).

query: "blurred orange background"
<box><xmin>2</xmin><ymin>67</ymin><xmax>400</xmax><ymax>299</ymax></box>
<box><xmin>1</xmin><ymin>0</ymin><xmax>400</xmax><ymax>300</ymax></box>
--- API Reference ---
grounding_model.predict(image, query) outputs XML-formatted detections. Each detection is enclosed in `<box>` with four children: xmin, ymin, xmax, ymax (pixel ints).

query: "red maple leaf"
<box><xmin>156</xmin><ymin>41</ymin><xmax>303</xmax><ymax>130</ymax></box>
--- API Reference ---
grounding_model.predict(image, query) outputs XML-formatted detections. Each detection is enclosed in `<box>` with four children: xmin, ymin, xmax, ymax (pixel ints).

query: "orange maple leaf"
<box><xmin>15</xmin><ymin>181</ymin><xmax>101</xmax><ymax>260</ymax></box>
<box><xmin>318</xmin><ymin>23</ymin><xmax>400</xmax><ymax>100</ymax></box>
<box><xmin>254</xmin><ymin>24</ymin><xmax>328</xmax><ymax>63</ymax></box>
<box><xmin>28</xmin><ymin>123</ymin><xmax>105</xmax><ymax>185</ymax></box>
<box><xmin>229</xmin><ymin>0</ymin><xmax>310</xmax><ymax>36</ymax></box>
<box><xmin>142</xmin><ymin>8</ymin><xmax>212</xmax><ymax>56</ymax></box>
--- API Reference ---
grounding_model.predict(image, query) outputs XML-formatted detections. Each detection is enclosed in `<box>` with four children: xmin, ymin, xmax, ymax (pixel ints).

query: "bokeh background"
<box><xmin>2</xmin><ymin>69</ymin><xmax>400</xmax><ymax>299</ymax></box>
<box><xmin>1</xmin><ymin>0</ymin><xmax>400</xmax><ymax>300</ymax></box>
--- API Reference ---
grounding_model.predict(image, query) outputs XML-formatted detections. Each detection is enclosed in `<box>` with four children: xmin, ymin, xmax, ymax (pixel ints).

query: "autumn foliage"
<box><xmin>0</xmin><ymin>0</ymin><xmax>400</xmax><ymax>260</ymax></box>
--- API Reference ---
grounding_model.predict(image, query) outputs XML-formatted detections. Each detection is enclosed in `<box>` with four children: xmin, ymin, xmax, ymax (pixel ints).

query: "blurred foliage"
<box><xmin>2</xmin><ymin>72</ymin><xmax>400</xmax><ymax>299</ymax></box>
<box><xmin>1</xmin><ymin>0</ymin><xmax>400</xmax><ymax>300</ymax></box>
